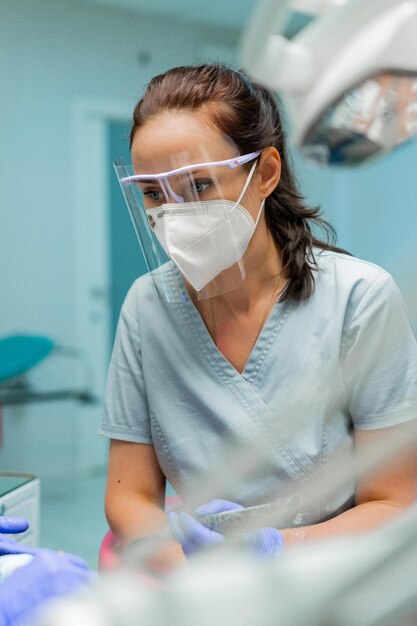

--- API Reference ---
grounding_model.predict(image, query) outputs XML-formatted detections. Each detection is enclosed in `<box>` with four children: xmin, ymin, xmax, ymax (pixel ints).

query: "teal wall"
<box><xmin>330</xmin><ymin>142</ymin><xmax>417</xmax><ymax>294</ymax></box>
<box><xmin>293</xmin><ymin>141</ymin><xmax>417</xmax><ymax>328</ymax></box>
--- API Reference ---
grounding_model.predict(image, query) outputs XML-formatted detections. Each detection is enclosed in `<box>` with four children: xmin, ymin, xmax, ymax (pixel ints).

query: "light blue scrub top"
<box><xmin>100</xmin><ymin>250</ymin><xmax>417</xmax><ymax>521</ymax></box>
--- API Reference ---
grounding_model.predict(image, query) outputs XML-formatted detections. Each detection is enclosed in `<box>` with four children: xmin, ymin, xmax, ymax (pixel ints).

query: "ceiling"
<box><xmin>75</xmin><ymin>0</ymin><xmax>257</xmax><ymax>31</ymax></box>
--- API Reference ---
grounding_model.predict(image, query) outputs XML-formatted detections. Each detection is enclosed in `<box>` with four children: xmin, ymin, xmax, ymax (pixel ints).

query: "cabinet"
<box><xmin>0</xmin><ymin>472</ymin><xmax>40</xmax><ymax>547</ymax></box>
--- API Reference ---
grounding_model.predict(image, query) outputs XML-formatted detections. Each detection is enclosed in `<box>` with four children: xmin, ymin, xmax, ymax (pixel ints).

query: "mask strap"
<box><xmin>235</xmin><ymin>158</ymin><xmax>258</xmax><ymax>207</ymax></box>
<box><xmin>234</xmin><ymin>158</ymin><xmax>265</xmax><ymax>226</ymax></box>
<box><xmin>253</xmin><ymin>198</ymin><xmax>266</xmax><ymax>228</ymax></box>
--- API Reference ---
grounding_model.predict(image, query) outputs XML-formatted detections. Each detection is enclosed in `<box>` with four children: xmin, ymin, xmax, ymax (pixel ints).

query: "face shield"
<box><xmin>114</xmin><ymin>142</ymin><xmax>262</xmax><ymax>303</ymax></box>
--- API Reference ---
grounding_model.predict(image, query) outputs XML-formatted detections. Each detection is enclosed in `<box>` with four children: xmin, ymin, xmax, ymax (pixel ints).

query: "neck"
<box><xmin>214</xmin><ymin>218</ymin><xmax>284</xmax><ymax>314</ymax></box>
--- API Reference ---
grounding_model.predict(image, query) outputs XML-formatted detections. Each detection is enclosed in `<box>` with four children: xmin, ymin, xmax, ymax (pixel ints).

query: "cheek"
<box><xmin>222</xmin><ymin>171</ymin><xmax>254</xmax><ymax>201</ymax></box>
<box><xmin>239</xmin><ymin>186</ymin><xmax>263</xmax><ymax>220</ymax></box>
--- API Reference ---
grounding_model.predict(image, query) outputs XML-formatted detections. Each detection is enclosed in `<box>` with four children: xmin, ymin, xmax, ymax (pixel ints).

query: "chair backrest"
<box><xmin>0</xmin><ymin>335</ymin><xmax>54</xmax><ymax>383</ymax></box>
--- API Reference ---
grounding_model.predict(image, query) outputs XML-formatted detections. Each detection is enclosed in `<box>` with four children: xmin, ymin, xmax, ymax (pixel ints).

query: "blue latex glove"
<box><xmin>0</xmin><ymin>538</ymin><xmax>93</xmax><ymax>626</ymax></box>
<box><xmin>0</xmin><ymin>517</ymin><xmax>29</xmax><ymax>535</ymax></box>
<box><xmin>168</xmin><ymin>499</ymin><xmax>284</xmax><ymax>558</ymax></box>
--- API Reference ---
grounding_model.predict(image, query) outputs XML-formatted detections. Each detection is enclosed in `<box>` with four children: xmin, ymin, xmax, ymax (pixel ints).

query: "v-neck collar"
<box><xmin>178</xmin><ymin>276</ymin><xmax>292</xmax><ymax>383</ymax></box>
<box><xmin>169</xmin><ymin>268</ymin><xmax>320</xmax><ymax>484</ymax></box>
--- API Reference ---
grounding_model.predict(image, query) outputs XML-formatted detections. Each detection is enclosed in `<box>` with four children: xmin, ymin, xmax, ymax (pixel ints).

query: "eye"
<box><xmin>143</xmin><ymin>188</ymin><xmax>164</xmax><ymax>203</ymax></box>
<box><xmin>190</xmin><ymin>179</ymin><xmax>211</xmax><ymax>195</ymax></box>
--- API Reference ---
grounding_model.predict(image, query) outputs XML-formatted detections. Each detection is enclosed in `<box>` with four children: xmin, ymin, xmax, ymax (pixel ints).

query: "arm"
<box><xmin>280</xmin><ymin>275</ymin><xmax>416</xmax><ymax>545</ymax></box>
<box><xmin>105</xmin><ymin>439</ymin><xmax>186</xmax><ymax>572</ymax></box>
<box><xmin>168</xmin><ymin>422</ymin><xmax>416</xmax><ymax>555</ymax></box>
<box><xmin>281</xmin><ymin>421</ymin><xmax>417</xmax><ymax>546</ymax></box>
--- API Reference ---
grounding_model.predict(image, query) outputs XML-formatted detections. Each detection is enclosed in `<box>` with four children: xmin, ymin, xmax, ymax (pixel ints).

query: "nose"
<box><xmin>162</xmin><ymin>177</ymin><xmax>184</xmax><ymax>203</ymax></box>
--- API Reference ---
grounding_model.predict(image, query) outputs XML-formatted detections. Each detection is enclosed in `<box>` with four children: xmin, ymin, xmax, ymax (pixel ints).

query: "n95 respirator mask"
<box><xmin>147</xmin><ymin>160</ymin><xmax>263</xmax><ymax>292</ymax></box>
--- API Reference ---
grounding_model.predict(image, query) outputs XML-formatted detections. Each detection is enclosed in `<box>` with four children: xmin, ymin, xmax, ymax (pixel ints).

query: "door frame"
<box><xmin>72</xmin><ymin>98</ymin><xmax>133</xmax><ymax>472</ymax></box>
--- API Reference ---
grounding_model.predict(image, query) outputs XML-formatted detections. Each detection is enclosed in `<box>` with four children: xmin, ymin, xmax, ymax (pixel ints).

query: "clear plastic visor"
<box><xmin>301</xmin><ymin>72</ymin><xmax>417</xmax><ymax>166</ymax></box>
<box><xmin>114</xmin><ymin>143</ymin><xmax>261</xmax><ymax>302</ymax></box>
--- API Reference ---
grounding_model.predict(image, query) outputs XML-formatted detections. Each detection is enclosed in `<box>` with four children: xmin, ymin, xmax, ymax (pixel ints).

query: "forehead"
<box><xmin>131</xmin><ymin>109</ymin><xmax>238</xmax><ymax>174</ymax></box>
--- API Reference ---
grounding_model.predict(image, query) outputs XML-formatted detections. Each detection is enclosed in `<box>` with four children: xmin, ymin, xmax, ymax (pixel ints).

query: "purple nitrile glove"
<box><xmin>0</xmin><ymin>543</ymin><xmax>93</xmax><ymax>626</ymax></box>
<box><xmin>0</xmin><ymin>517</ymin><xmax>29</xmax><ymax>536</ymax></box>
<box><xmin>168</xmin><ymin>511</ymin><xmax>224</xmax><ymax>556</ymax></box>
<box><xmin>168</xmin><ymin>500</ymin><xmax>242</xmax><ymax>556</ymax></box>
<box><xmin>194</xmin><ymin>499</ymin><xmax>244</xmax><ymax>516</ymax></box>
<box><xmin>244</xmin><ymin>526</ymin><xmax>284</xmax><ymax>558</ymax></box>
<box><xmin>169</xmin><ymin>499</ymin><xmax>284</xmax><ymax>559</ymax></box>
<box><xmin>0</xmin><ymin>537</ymin><xmax>38</xmax><ymax>557</ymax></box>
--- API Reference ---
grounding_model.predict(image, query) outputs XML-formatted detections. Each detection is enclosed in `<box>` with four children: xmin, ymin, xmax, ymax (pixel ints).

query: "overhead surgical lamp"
<box><xmin>239</xmin><ymin>0</ymin><xmax>417</xmax><ymax>165</ymax></box>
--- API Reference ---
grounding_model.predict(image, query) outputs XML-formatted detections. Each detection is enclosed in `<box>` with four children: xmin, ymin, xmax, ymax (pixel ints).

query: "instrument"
<box><xmin>124</xmin><ymin>493</ymin><xmax>322</xmax><ymax>565</ymax></box>
<box><xmin>195</xmin><ymin>495</ymin><xmax>318</xmax><ymax>533</ymax></box>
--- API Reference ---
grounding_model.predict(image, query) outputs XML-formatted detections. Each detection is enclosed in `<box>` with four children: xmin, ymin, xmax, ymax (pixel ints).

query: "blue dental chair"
<box><xmin>0</xmin><ymin>334</ymin><xmax>94</xmax><ymax>405</ymax></box>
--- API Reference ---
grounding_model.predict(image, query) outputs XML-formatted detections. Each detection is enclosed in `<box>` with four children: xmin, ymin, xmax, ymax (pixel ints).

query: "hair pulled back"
<box><xmin>130</xmin><ymin>63</ymin><xmax>347</xmax><ymax>303</ymax></box>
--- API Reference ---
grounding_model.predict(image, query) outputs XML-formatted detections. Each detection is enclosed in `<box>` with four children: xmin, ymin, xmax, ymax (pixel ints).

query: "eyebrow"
<box><xmin>138</xmin><ymin>170</ymin><xmax>207</xmax><ymax>183</ymax></box>
<box><xmin>136</xmin><ymin>178</ymin><xmax>160</xmax><ymax>185</ymax></box>
<box><xmin>187</xmin><ymin>169</ymin><xmax>208</xmax><ymax>176</ymax></box>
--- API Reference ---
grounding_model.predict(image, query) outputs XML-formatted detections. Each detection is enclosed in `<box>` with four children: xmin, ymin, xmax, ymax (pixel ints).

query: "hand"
<box><xmin>0</xmin><ymin>540</ymin><xmax>92</xmax><ymax>626</ymax></box>
<box><xmin>244</xmin><ymin>526</ymin><xmax>284</xmax><ymax>558</ymax></box>
<box><xmin>0</xmin><ymin>536</ymin><xmax>38</xmax><ymax>557</ymax></box>
<box><xmin>168</xmin><ymin>511</ymin><xmax>224</xmax><ymax>556</ymax></box>
<box><xmin>169</xmin><ymin>499</ymin><xmax>284</xmax><ymax>558</ymax></box>
<box><xmin>0</xmin><ymin>517</ymin><xmax>29</xmax><ymax>535</ymax></box>
<box><xmin>168</xmin><ymin>500</ymin><xmax>240</xmax><ymax>556</ymax></box>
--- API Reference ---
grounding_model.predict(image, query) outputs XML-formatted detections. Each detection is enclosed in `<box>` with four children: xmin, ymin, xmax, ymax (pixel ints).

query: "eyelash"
<box><xmin>142</xmin><ymin>179</ymin><xmax>212</xmax><ymax>202</ymax></box>
<box><xmin>191</xmin><ymin>180</ymin><xmax>211</xmax><ymax>193</ymax></box>
<box><xmin>143</xmin><ymin>190</ymin><xmax>163</xmax><ymax>202</ymax></box>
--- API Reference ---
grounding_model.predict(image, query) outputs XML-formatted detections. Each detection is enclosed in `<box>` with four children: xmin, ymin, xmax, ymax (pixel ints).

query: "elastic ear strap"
<box><xmin>236</xmin><ymin>159</ymin><xmax>265</xmax><ymax>227</ymax></box>
<box><xmin>236</xmin><ymin>159</ymin><xmax>258</xmax><ymax>206</ymax></box>
<box><xmin>253</xmin><ymin>198</ymin><xmax>266</xmax><ymax>229</ymax></box>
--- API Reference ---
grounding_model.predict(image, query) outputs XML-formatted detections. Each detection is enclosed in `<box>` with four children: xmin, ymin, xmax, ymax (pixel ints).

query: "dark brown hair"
<box><xmin>130</xmin><ymin>63</ymin><xmax>349</xmax><ymax>302</ymax></box>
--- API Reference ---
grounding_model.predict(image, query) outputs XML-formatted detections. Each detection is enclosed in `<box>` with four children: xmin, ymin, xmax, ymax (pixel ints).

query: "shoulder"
<box><xmin>313</xmin><ymin>249</ymin><xmax>396</xmax><ymax>306</ymax></box>
<box><xmin>315</xmin><ymin>249</ymin><xmax>390</xmax><ymax>285</ymax></box>
<box><xmin>122</xmin><ymin>262</ymin><xmax>177</xmax><ymax>323</ymax></box>
<box><xmin>307</xmin><ymin>249</ymin><xmax>413</xmax><ymax>333</ymax></box>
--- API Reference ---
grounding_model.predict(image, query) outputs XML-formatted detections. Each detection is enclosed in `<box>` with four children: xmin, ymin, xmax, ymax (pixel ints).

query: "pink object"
<box><xmin>98</xmin><ymin>494</ymin><xmax>182</xmax><ymax>572</ymax></box>
<box><xmin>164</xmin><ymin>495</ymin><xmax>181</xmax><ymax>512</ymax></box>
<box><xmin>98</xmin><ymin>529</ymin><xmax>120</xmax><ymax>571</ymax></box>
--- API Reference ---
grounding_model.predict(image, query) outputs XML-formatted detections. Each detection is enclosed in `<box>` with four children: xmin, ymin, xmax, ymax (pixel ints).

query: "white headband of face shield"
<box><xmin>147</xmin><ymin>159</ymin><xmax>264</xmax><ymax>292</ymax></box>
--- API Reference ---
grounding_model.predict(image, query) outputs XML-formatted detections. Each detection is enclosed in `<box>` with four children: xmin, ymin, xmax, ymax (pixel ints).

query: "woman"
<box><xmin>100</xmin><ymin>63</ymin><xmax>417</xmax><ymax>571</ymax></box>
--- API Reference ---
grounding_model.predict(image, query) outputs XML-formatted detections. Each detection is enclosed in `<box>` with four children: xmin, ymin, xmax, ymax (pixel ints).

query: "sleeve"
<box><xmin>340</xmin><ymin>272</ymin><xmax>417</xmax><ymax>430</ymax></box>
<box><xmin>99</xmin><ymin>286</ymin><xmax>153</xmax><ymax>443</ymax></box>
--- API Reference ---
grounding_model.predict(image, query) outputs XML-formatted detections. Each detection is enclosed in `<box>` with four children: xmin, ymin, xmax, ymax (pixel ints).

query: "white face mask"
<box><xmin>147</xmin><ymin>160</ymin><xmax>264</xmax><ymax>292</ymax></box>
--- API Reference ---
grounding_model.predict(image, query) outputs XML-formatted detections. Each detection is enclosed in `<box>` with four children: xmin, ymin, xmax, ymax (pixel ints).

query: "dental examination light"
<box><xmin>239</xmin><ymin>0</ymin><xmax>417</xmax><ymax>165</ymax></box>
